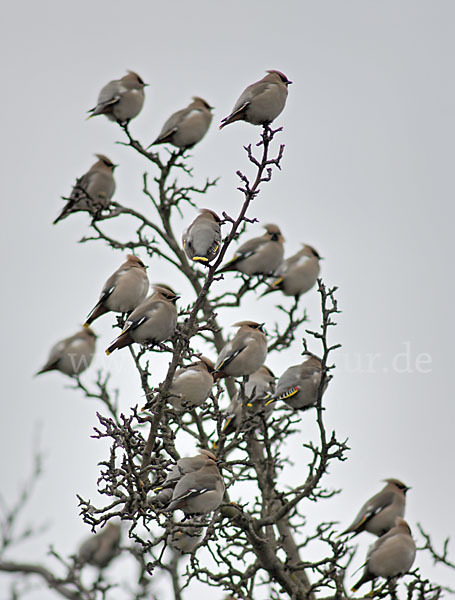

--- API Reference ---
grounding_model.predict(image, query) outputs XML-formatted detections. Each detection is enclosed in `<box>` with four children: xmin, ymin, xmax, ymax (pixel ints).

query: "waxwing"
<box><xmin>77</xmin><ymin>522</ymin><xmax>121</xmax><ymax>568</ymax></box>
<box><xmin>220</xmin><ymin>70</ymin><xmax>292</xmax><ymax>129</ymax></box>
<box><xmin>168</xmin><ymin>525</ymin><xmax>203</xmax><ymax>554</ymax></box>
<box><xmin>222</xmin><ymin>365</ymin><xmax>275</xmax><ymax>436</ymax></box>
<box><xmin>219</xmin><ymin>224</ymin><xmax>284</xmax><ymax>276</ymax></box>
<box><xmin>351</xmin><ymin>518</ymin><xmax>416</xmax><ymax>592</ymax></box>
<box><xmin>165</xmin><ymin>460</ymin><xmax>225</xmax><ymax>515</ymax></box>
<box><xmin>342</xmin><ymin>479</ymin><xmax>410</xmax><ymax>538</ymax></box>
<box><xmin>182</xmin><ymin>210</ymin><xmax>222</xmax><ymax>265</ymax></box>
<box><xmin>84</xmin><ymin>255</ymin><xmax>149</xmax><ymax>327</ymax></box>
<box><xmin>105</xmin><ymin>285</ymin><xmax>178</xmax><ymax>355</ymax></box>
<box><xmin>36</xmin><ymin>327</ymin><xmax>96</xmax><ymax>377</ymax></box>
<box><xmin>215</xmin><ymin>322</ymin><xmax>267</xmax><ymax>378</ymax></box>
<box><xmin>53</xmin><ymin>155</ymin><xmax>116</xmax><ymax>225</ymax></box>
<box><xmin>262</xmin><ymin>245</ymin><xmax>321</xmax><ymax>298</ymax></box>
<box><xmin>151</xmin><ymin>450</ymin><xmax>217</xmax><ymax>505</ymax></box>
<box><xmin>88</xmin><ymin>71</ymin><xmax>147</xmax><ymax>123</ymax></box>
<box><xmin>168</xmin><ymin>357</ymin><xmax>215</xmax><ymax>410</ymax></box>
<box><xmin>150</xmin><ymin>97</ymin><xmax>213</xmax><ymax>149</ymax></box>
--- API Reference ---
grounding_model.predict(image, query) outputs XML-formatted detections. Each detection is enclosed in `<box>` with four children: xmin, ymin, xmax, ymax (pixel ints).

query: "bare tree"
<box><xmin>0</xmin><ymin>122</ymin><xmax>452</xmax><ymax>600</ymax></box>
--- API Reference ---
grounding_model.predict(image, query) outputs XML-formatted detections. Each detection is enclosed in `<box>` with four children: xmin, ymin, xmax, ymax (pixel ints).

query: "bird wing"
<box><xmin>345</xmin><ymin>490</ymin><xmax>395</xmax><ymax>533</ymax></box>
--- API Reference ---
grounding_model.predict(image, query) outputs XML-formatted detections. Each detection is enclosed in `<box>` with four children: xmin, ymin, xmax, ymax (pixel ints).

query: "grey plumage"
<box><xmin>215</xmin><ymin>321</ymin><xmax>267</xmax><ymax>378</ymax></box>
<box><xmin>168</xmin><ymin>526</ymin><xmax>203</xmax><ymax>554</ymax></box>
<box><xmin>168</xmin><ymin>357</ymin><xmax>215</xmax><ymax>410</ymax></box>
<box><xmin>222</xmin><ymin>365</ymin><xmax>275</xmax><ymax>435</ymax></box>
<box><xmin>182</xmin><ymin>209</ymin><xmax>222</xmax><ymax>265</ymax></box>
<box><xmin>165</xmin><ymin>460</ymin><xmax>225</xmax><ymax>515</ymax></box>
<box><xmin>84</xmin><ymin>255</ymin><xmax>149</xmax><ymax>327</ymax></box>
<box><xmin>342</xmin><ymin>479</ymin><xmax>410</xmax><ymax>538</ymax></box>
<box><xmin>220</xmin><ymin>70</ymin><xmax>292</xmax><ymax>129</ymax></box>
<box><xmin>151</xmin><ymin>97</ymin><xmax>213</xmax><ymax>149</ymax></box>
<box><xmin>53</xmin><ymin>154</ymin><xmax>116</xmax><ymax>225</ymax></box>
<box><xmin>105</xmin><ymin>285</ymin><xmax>178</xmax><ymax>355</ymax></box>
<box><xmin>262</xmin><ymin>244</ymin><xmax>321</xmax><ymax>298</ymax></box>
<box><xmin>77</xmin><ymin>522</ymin><xmax>121</xmax><ymax>568</ymax></box>
<box><xmin>351</xmin><ymin>518</ymin><xmax>416</xmax><ymax>592</ymax></box>
<box><xmin>219</xmin><ymin>224</ymin><xmax>284</xmax><ymax>276</ymax></box>
<box><xmin>88</xmin><ymin>71</ymin><xmax>147</xmax><ymax>123</ymax></box>
<box><xmin>36</xmin><ymin>328</ymin><xmax>96</xmax><ymax>377</ymax></box>
<box><xmin>269</xmin><ymin>354</ymin><xmax>327</xmax><ymax>410</ymax></box>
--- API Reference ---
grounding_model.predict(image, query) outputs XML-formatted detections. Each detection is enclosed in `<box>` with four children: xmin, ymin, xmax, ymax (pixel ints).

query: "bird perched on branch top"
<box><xmin>167</xmin><ymin>357</ymin><xmax>215</xmax><ymax>410</ymax></box>
<box><xmin>87</xmin><ymin>71</ymin><xmax>147</xmax><ymax>123</ymax></box>
<box><xmin>53</xmin><ymin>154</ymin><xmax>116</xmax><ymax>225</ymax></box>
<box><xmin>105</xmin><ymin>285</ymin><xmax>178</xmax><ymax>355</ymax></box>
<box><xmin>215</xmin><ymin>322</ymin><xmax>267</xmax><ymax>378</ymax></box>
<box><xmin>84</xmin><ymin>255</ymin><xmax>149</xmax><ymax>328</ymax></box>
<box><xmin>164</xmin><ymin>455</ymin><xmax>225</xmax><ymax>515</ymax></box>
<box><xmin>182</xmin><ymin>209</ymin><xmax>222</xmax><ymax>265</ymax></box>
<box><xmin>151</xmin><ymin>450</ymin><xmax>217</xmax><ymax>506</ymax></box>
<box><xmin>168</xmin><ymin>525</ymin><xmax>203</xmax><ymax>554</ymax></box>
<box><xmin>266</xmin><ymin>354</ymin><xmax>328</xmax><ymax>411</ymax></box>
<box><xmin>150</xmin><ymin>97</ymin><xmax>213</xmax><ymax>149</ymax></box>
<box><xmin>36</xmin><ymin>327</ymin><xmax>96</xmax><ymax>378</ymax></box>
<box><xmin>218</xmin><ymin>224</ymin><xmax>284</xmax><ymax>276</ymax></box>
<box><xmin>77</xmin><ymin>522</ymin><xmax>121</xmax><ymax>569</ymax></box>
<box><xmin>220</xmin><ymin>70</ymin><xmax>292</xmax><ymax>129</ymax></box>
<box><xmin>351</xmin><ymin>518</ymin><xmax>416</xmax><ymax>592</ymax></box>
<box><xmin>341</xmin><ymin>479</ymin><xmax>410</xmax><ymax>538</ymax></box>
<box><xmin>261</xmin><ymin>244</ymin><xmax>322</xmax><ymax>298</ymax></box>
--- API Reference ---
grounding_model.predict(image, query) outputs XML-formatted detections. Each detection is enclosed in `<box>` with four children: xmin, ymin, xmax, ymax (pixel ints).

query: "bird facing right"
<box><xmin>268</xmin><ymin>354</ymin><xmax>327</xmax><ymax>410</ymax></box>
<box><xmin>215</xmin><ymin>322</ymin><xmax>267</xmax><ymax>378</ymax></box>
<box><xmin>220</xmin><ymin>70</ymin><xmax>292</xmax><ymax>129</ymax></box>
<box><xmin>262</xmin><ymin>244</ymin><xmax>322</xmax><ymax>298</ymax></box>
<box><xmin>88</xmin><ymin>71</ymin><xmax>147</xmax><ymax>123</ymax></box>
<box><xmin>150</xmin><ymin>97</ymin><xmax>213</xmax><ymax>149</ymax></box>
<box><xmin>351</xmin><ymin>517</ymin><xmax>416</xmax><ymax>592</ymax></box>
<box><xmin>341</xmin><ymin>478</ymin><xmax>410</xmax><ymax>538</ymax></box>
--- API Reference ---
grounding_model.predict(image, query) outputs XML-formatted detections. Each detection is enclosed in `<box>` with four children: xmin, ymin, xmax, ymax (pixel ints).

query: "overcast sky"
<box><xmin>1</xmin><ymin>1</ymin><xmax>454</xmax><ymax>598</ymax></box>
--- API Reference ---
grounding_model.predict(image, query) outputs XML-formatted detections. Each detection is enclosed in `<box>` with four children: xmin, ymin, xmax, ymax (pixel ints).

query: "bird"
<box><xmin>87</xmin><ymin>71</ymin><xmax>147</xmax><ymax>123</ymax></box>
<box><xmin>341</xmin><ymin>479</ymin><xmax>410</xmax><ymax>538</ymax></box>
<box><xmin>266</xmin><ymin>354</ymin><xmax>328</xmax><ymax>410</ymax></box>
<box><xmin>182</xmin><ymin>209</ymin><xmax>222</xmax><ymax>265</ymax></box>
<box><xmin>77</xmin><ymin>522</ymin><xmax>121</xmax><ymax>568</ymax></box>
<box><xmin>105</xmin><ymin>285</ymin><xmax>179</xmax><ymax>355</ymax></box>
<box><xmin>84</xmin><ymin>255</ymin><xmax>149</xmax><ymax>328</ymax></box>
<box><xmin>215</xmin><ymin>322</ymin><xmax>267</xmax><ymax>378</ymax></box>
<box><xmin>351</xmin><ymin>518</ymin><xmax>416</xmax><ymax>593</ymax></box>
<box><xmin>150</xmin><ymin>97</ymin><xmax>213</xmax><ymax>149</ymax></box>
<box><xmin>36</xmin><ymin>327</ymin><xmax>96</xmax><ymax>377</ymax></box>
<box><xmin>261</xmin><ymin>244</ymin><xmax>322</xmax><ymax>298</ymax></box>
<box><xmin>152</xmin><ymin>450</ymin><xmax>218</xmax><ymax>506</ymax></box>
<box><xmin>218</xmin><ymin>224</ymin><xmax>284</xmax><ymax>276</ymax></box>
<box><xmin>53</xmin><ymin>154</ymin><xmax>116</xmax><ymax>225</ymax></box>
<box><xmin>167</xmin><ymin>357</ymin><xmax>215</xmax><ymax>410</ymax></box>
<box><xmin>168</xmin><ymin>525</ymin><xmax>203</xmax><ymax>554</ymax></box>
<box><xmin>222</xmin><ymin>365</ymin><xmax>275</xmax><ymax>435</ymax></box>
<box><xmin>164</xmin><ymin>458</ymin><xmax>225</xmax><ymax>515</ymax></box>
<box><xmin>220</xmin><ymin>70</ymin><xmax>292</xmax><ymax>129</ymax></box>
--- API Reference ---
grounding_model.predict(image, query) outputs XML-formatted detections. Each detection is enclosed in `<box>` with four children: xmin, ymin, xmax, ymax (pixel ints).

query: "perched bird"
<box><xmin>88</xmin><ymin>71</ymin><xmax>147</xmax><ymax>123</ymax></box>
<box><xmin>152</xmin><ymin>450</ymin><xmax>218</xmax><ymax>505</ymax></box>
<box><xmin>77</xmin><ymin>522</ymin><xmax>121</xmax><ymax>568</ymax></box>
<box><xmin>220</xmin><ymin>70</ymin><xmax>292</xmax><ymax>129</ymax></box>
<box><xmin>215</xmin><ymin>322</ymin><xmax>267</xmax><ymax>378</ymax></box>
<box><xmin>36</xmin><ymin>328</ymin><xmax>96</xmax><ymax>377</ymax></box>
<box><xmin>150</xmin><ymin>97</ymin><xmax>213</xmax><ymax>149</ymax></box>
<box><xmin>165</xmin><ymin>458</ymin><xmax>225</xmax><ymax>515</ymax></box>
<box><xmin>53</xmin><ymin>155</ymin><xmax>116</xmax><ymax>225</ymax></box>
<box><xmin>167</xmin><ymin>357</ymin><xmax>215</xmax><ymax>410</ymax></box>
<box><xmin>261</xmin><ymin>245</ymin><xmax>322</xmax><ymax>298</ymax></box>
<box><xmin>168</xmin><ymin>526</ymin><xmax>203</xmax><ymax>554</ymax></box>
<box><xmin>351</xmin><ymin>518</ymin><xmax>416</xmax><ymax>592</ymax></box>
<box><xmin>105</xmin><ymin>285</ymin><xmax>178</xmax><ymax>355</ymax></box>
<box><xmin>182</xmin><ymin>209</ymin><xmax>222</xmax><ymax>265</ymax></box>
<box><xmin>84</xmin><ymin>255</ymin><xmax>149</xmax><ymax>327</ymax></box>
<box><xmin>222</xmin><ymin>365</ymin><xmax>275</xmax><ymax>436</ymax></box>
<box><xmin>218</xmin><ymin>224</ymin><xmax>284</xmax><ymax>276</ymax></box>
<box><xmin>341</xmin><ymin>479</ymin><xmax>410</xmax><ymax>538</ymax></box>
<box><xmin>267</xmin><ymin>354</ymin><xmax>327</xmax><ymax>410</ymax></box>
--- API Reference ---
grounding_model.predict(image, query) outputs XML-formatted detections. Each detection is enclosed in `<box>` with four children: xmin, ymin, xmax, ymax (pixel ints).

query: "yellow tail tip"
<box><xmin>83</xmin><ymin>322</ymin><xmax>90</xmax><ymax>329</ymax></box>
<box><xmin>193</xmin><ymin>256</ymin><xmax>209</xmax><ymax>262</ymax></box>
<box><xmin>105</xmin><ymin>349</ymin><xmax>111</xmax><ymax>356</ymax></box>
<box><xmin>351</xmin><ymin>587</ymin><xmax>358</xmax><ymax>593</ymax></box>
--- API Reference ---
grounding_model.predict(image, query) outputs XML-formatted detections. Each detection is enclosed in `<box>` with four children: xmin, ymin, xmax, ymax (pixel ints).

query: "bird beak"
<box><xmin>287</xmin><ymin>80</ymin><xmax>293</xmax><ymax>85</ymax></box>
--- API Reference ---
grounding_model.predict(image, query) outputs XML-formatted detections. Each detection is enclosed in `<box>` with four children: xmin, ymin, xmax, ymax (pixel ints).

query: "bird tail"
<box><xmin>105</xmin><ymin>332</ymin><xmax>131</xmax><ymax>355</ymax></box>
<box><xmin>259</xmin><ymin>277</ymin><xmax>283</xmax><ymax>297</ymax></box>
<box><xmin>84</xmin><ymin>303</ymin><xmax>108</xmax><ymax>328</ymax></box>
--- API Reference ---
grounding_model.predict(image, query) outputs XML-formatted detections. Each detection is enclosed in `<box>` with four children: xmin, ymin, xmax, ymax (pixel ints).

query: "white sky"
<box><xmin>1</xmin><ymin>1</ymin><xmax>454</xmax><ymax>598</ymax></box>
